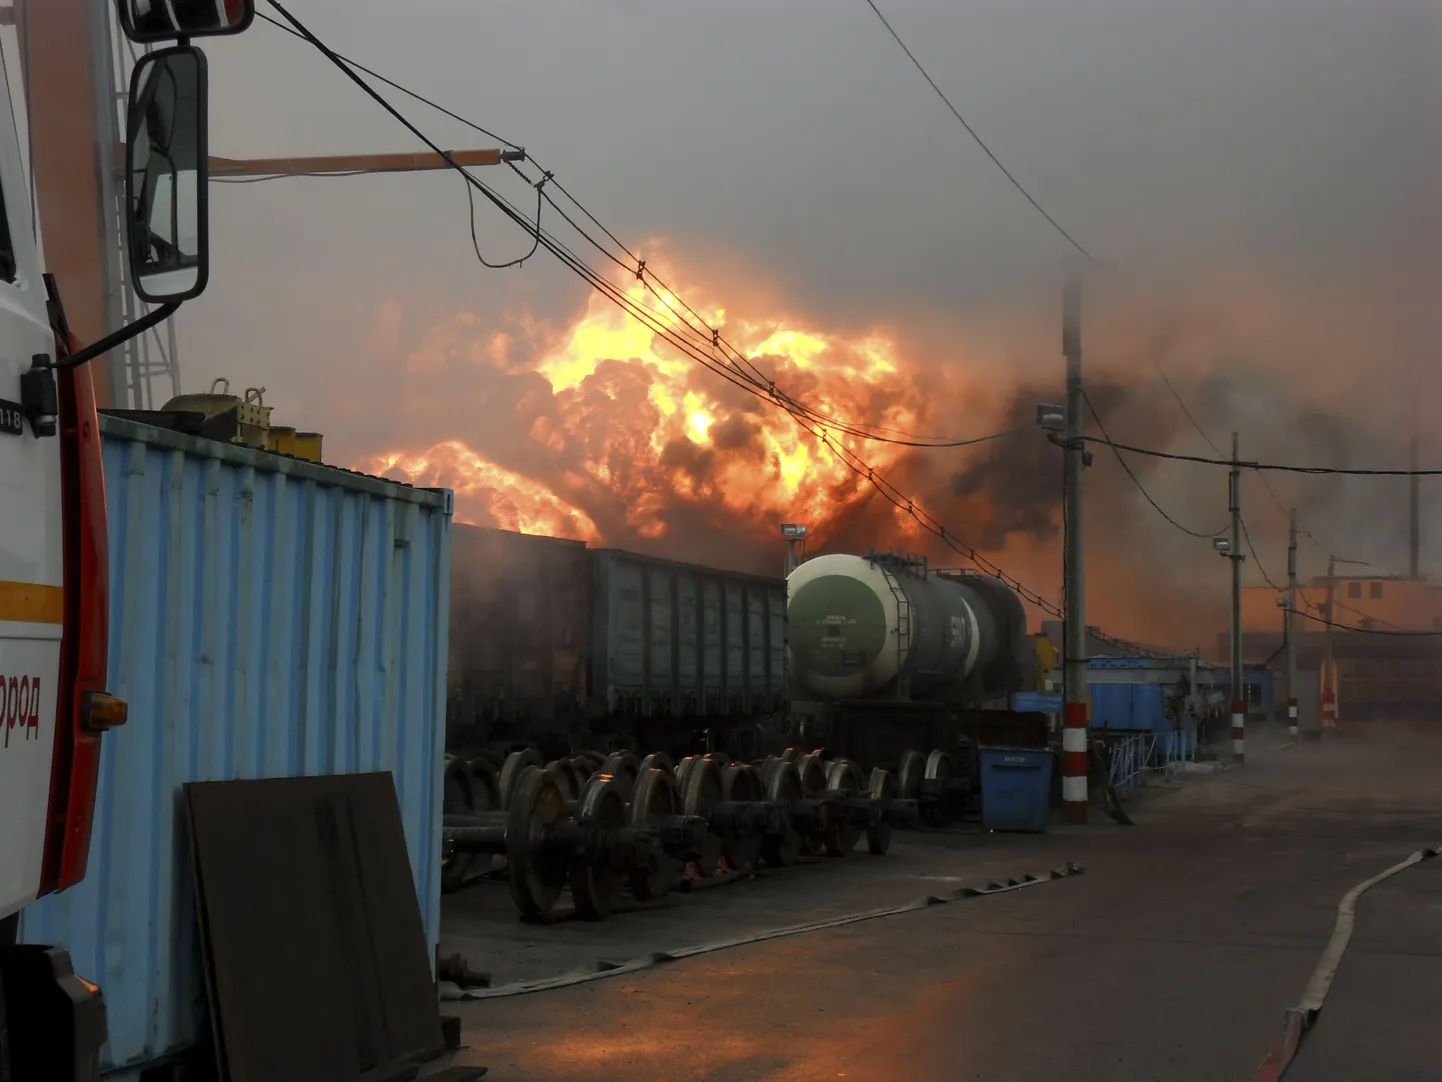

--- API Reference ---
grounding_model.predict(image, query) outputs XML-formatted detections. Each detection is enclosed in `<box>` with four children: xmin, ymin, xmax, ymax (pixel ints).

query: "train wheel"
<box><xmin>761</xmin><ymin>759</ymin><xmax>804</xmax><ymax>868</ymax></box>
<box><xmin>681</xmin><ymin>757</ymin><xmax>725</xmax><ymax>877</ymax></box>
<box><xmin>569</xmin><ymin>775</ymin><xmax>628</xmax><ymax>921</ymax></box>
<box><xmin>720</xmin><ymin>764</ymin><xmax>765</xmax><ymax>869</ymax></box>
<box><xmin>823</xmin><ymin>759</ymin><xmax>865</xmax><ymax>856</ymax></box>
<box><xmin>499</xmin><ymin>748</ymin><xmax>543</xmax><ymax>809</ymax></box>
<box><xmin>794</xmin><ymin>754</ymin><xmax>828</xmax><ymax>855</ymax></box>
<box><xmin>923</xmin><ymin>749</ymin><xmax>956</xmax><ymax>827</ymax></box>
<box><xmin>629</xmin><ymin>768</ymin><xmax>681</xmax><ymax>901</ymax></box>
<box><xmin>867</xmin><ymin>768</ymin><xmax>896</xmax><ymax>855</ymax></box>
<box><xmin>602</xmin><ymin>751</ymin><xmax>640</xmax><ymax>802</ymax></box>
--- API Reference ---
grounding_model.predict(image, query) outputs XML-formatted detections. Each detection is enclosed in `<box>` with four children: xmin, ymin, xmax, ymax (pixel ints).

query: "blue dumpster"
<box><xmin>978</xmin><ymin>746</ymin><xmax>1055</xmax><ymax>833</ymax></box>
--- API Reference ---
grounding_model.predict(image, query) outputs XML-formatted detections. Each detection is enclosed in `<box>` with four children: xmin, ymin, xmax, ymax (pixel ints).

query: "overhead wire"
<box><xmin>860</xmin><ymin>0</ymin><xmax>1102</xmax><ymax>266</ymax></box>
<box><xmin>1077</xmin><ymin>435</ymin><xmax>1442</xmax><ymax>477</ymax></box>
<box><xmin>258</xmin><ymin>0</ymin><xmax>1181</xmax><ymax>660</ymax></box>
<box><xmin>1292</xmin><ymin>608</ymin><xmax>1442</xmax><ymax>637</ymax></box>
<box><xmin>1238</xmin><ymin>515</ymin><xmax>1284</xmax><ymax>592</ymax></box>
<box><xmin>1080</xmin><ymin>388</ymin><xmax>1227</xmax><ymax>540</ymax></box>
<box><xmin>253</xmin><ymin>8</ymin><xmax>982</xmax><ymax>450</ymax></box>
<box><xmin>1154</xmin><ymin>355</ymin><xmax>1339</xmax><ymax>558</ymax></box>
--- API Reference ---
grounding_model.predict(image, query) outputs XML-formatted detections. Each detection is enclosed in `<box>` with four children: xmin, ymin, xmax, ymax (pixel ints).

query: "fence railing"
<box><xmin>1095</xmin><ymin>725</ymin><xmax>1196</xmax><ymax>796</ymax></box>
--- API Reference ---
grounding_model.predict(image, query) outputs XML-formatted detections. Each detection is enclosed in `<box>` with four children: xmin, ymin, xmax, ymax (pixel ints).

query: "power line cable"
<box><xmin>260</xmin><ymin>1</ymin><xmax>1186</xmax><ymax>660</ymax></box>
<box><xmin>463</xmin><ymin>162</ymin><xmax>546</xmax><ymax>268</ymax></box>
<box><xmin>260</xmin><ymin>0</ymin><xmax>1146</xmax><ymax>649</ymax></box>
<box><xmin>861</xmin><ymin>0</ymin><xmax>1102</xmax><ymax>266</ymax></box>
<box><xmin>1078</xmin><ymin>435</ymin><xmax>1442</xmax><ymax>477</ymax></box>
<box><xmin>1152</xmin><ymin>355</ymin><xmax>1223</xmax><ymax>457</ymax></box>
<box><xmin>1292</xmin><ymin>608</ymin><xmax>1442</xmax><ymax>637</ymax></box>
<box><xmin>1154</xmin><ymin>355</ymin><xmax>1339</xmax><ymax>558</ymax></box>
<box><xmin>1238</xmin><ymin>515</ymin><xmax>1283</xmax><ymax>591</ymax></box>
<box><xmin>253</xmin><ymin>8</ymin><xmax>985</xmax><ymax>451</ymax></box>
<box><xmin>1080</xmin><ymin>388</ymin><xmax>1227</xmax><ymax>539</ymax></box>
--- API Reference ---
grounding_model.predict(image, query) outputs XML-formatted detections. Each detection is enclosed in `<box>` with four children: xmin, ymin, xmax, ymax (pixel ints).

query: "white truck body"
<box><xmin>0</xmin><ymin>55</ymin><xmax>65</xmax><ymax>924</ymax></box>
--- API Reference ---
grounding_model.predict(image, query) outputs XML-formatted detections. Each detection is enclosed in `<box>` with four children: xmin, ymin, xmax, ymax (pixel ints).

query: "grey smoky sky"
<box><xmin>100</xmin><ymin>0</ymin><xmax>1442</xmax><ymax>626</ymax></box>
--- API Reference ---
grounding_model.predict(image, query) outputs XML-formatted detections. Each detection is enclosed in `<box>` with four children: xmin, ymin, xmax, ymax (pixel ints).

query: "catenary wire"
<box><xmin>1292</xmin><ymin>608</ymin><xmax>1442</xmax><ymax>637</ymax></box>
<box><xmin>1080</xmin><ymin>388</ymin><xmax>1227</xmax><ymax>539</ymax></box>
<box><xmin>1238</xmin><ymin>515</ymin><xmax>1283</xmax><ymax>592</ymax></box>
<box><xmin>255</xmin><ymin>6</ymin><xmax>1029</xmax><ymax>451</ymax></box>
<box><xmin>861</xmin><ymin>0</ymin><xmax>1101</xmax><ymax>265</ymax></box>
<box><xmin>1078</xmin><ymin>435</ymin><xmax>1442</xmax><ymax>477</ymax></box>
<box><xmin>1154</xmin><ymin>355</ymin><xmax>1339</xmax><ymax>557</ymax></box>
<box><xmin>261</xmin><ymin>0</ymin><xmax>1180</xmax><ymax>660</ymax></box>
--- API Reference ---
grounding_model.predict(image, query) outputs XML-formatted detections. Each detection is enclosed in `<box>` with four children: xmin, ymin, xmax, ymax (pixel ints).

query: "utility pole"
<box><xmin>1409</xmin><ymin>431</ymin><xmax>1420</xmax><ymax>580</ymax></box>
<box><xmin>1286</xmin><ymin>509</ymin><xmax>1298</xmax><ymax>739</ymax></box>
<box><xmin>1321</xmin><ymin>554</ymin><xmax>1337</xmax><ymax>732</ymax></box>
<box><xmin>1229</xmin><ymin>432</ymin><xmax>1244</xmax><ymax>764</ymax></box>
<box><xmin>1061</xmin><ymin>266</ymin><xmax>1088</xmax><ymax>823</ymax></box>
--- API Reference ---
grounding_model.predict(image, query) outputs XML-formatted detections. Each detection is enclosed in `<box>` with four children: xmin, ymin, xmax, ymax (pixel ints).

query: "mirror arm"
<box><xmin>55</xmin><ymin>302</ymin><xmax>182</xmax><ymax>371</ymax></box>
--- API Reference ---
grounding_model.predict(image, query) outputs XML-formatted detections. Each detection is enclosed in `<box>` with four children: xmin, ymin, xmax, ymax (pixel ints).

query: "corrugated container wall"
<box><xmin>20</xmin><ymin>416</ymin><xmax>453</xmax><ymax>1079</ymax></box>
<box><xmin>590</xmin><ymin>549</ymin><xmax>786</xmax><ymax>718</ymax></box>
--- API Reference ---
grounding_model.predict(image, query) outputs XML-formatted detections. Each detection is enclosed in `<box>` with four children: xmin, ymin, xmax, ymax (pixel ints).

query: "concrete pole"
<box><xmin>1230</xmin><ymin>432</ymin><xmax>1244</xmax><ymax>763</ymax></box>
<box><xmin>1061</xmin><ymin>267</ymin><xmax>1088</xmax><ymax>823</ymax></box>
<box><xmin>1321</xmin><ymin>555</ymin><xmax>1337</xmax><ymax>732</ymax></box>
<box><xmin>1287</xmin><ymin>509</ymin><xmax>1299</xmax><ymax>738</ymax></box>
<box><xmin>1409</xmin><ymin>432</ymin><xmax>1420</xmax><ymax>580</ymax></box>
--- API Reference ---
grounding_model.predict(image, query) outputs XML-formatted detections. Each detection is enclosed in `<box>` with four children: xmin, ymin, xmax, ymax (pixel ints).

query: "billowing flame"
<box><xmin>374</xmin><ymin>442</ymin><xmax>600</xmax><ymax>539</ymax></box>
<box><xmin>365</xmin><ymin>257</ymin><xmax>937</xmax><ymax>553</ymax></box>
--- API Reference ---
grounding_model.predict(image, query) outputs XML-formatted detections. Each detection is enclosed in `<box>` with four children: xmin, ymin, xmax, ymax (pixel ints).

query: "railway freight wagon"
<box><xmin>446</xmin><ymin>523</ymin><xmax>788</xmax><ymax>761</ymax></box>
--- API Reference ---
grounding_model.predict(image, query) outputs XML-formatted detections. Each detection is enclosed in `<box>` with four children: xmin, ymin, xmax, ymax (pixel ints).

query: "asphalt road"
<box><xmin>442</xmin><ymin>728</ymin><xmax>1442</xmax><ymax>1082</ymax></box>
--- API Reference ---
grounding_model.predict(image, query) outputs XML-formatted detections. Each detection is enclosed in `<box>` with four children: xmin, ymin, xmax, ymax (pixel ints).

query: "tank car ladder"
<box><xmin>884</xmin><ymin>571</ymin><xmax>912</xmax><ymax>700</ymax></box>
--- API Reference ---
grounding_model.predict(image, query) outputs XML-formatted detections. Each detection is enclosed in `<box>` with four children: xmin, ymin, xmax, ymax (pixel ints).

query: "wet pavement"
<box><xmin>435</xmin><ymin>727</ymin><xmax>1442</xmax><ymax>1081</ymax></box>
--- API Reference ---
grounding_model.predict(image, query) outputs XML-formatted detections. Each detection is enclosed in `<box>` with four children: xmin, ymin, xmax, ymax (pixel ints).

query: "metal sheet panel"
<box><xmin>19</xmin><ymin>416</ymin><xmax>452</xmax><ymax>1077</ymax></box>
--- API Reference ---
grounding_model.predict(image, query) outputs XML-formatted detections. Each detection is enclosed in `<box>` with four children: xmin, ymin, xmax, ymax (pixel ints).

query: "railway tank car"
<box><xmin>785</xmin><ymin>551</ymin><xmax>1040</xmax><ymax>769</ymax></box>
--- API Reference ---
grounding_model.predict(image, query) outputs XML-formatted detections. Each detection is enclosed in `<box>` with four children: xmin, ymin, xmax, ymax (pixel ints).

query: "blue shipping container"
<box><xmin>20</xmin><ymin>416</ymin><xmax>453</xmax><ymax>1079</ymax></box>
<box><xmin>1087</xmin><ymin>682</ymin><xmax>1167</xmax><ymax>733</ymax></box>
<box><xmin>978</xmin><ymin>746</ymin><xmax>1054</xmax><ymax>832</ymax></box>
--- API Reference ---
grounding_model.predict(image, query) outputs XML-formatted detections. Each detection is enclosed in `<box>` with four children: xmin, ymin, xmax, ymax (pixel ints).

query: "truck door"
<box><xmin>0</xmin><ymin>84</ymin><xmax>66</xmax><ymax>922</ymax></box>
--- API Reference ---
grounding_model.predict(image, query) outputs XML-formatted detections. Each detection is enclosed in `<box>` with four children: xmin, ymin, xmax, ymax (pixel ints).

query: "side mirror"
<box><xmin>125</xmin><ymin>46</ymin><xmax>210</xmax><ymax>305</ymax></box>
<box><xmin>117</xmin><ymin>0</ymin><xmax>255</xmax><ymax>43</ymax></box>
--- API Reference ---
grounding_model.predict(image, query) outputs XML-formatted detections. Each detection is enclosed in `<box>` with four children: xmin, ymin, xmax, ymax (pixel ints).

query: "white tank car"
<box><xmin>786</xmin><ymin>552</ymin><xmax>1030</xmax><ymax>703</ymax></box>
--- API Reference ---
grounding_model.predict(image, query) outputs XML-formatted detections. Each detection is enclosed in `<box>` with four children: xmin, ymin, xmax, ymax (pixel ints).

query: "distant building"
<box><xmin>1228</xmin><ymin>575</ymin><xmax>1442</xmax><ymax>724</ymax></box>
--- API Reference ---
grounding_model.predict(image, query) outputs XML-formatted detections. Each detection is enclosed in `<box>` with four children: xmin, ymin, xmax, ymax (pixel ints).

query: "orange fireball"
<box><xmin>366</xmin><ymin>257</ymin><xmax>936</xmax><ymax>548</ymax></box>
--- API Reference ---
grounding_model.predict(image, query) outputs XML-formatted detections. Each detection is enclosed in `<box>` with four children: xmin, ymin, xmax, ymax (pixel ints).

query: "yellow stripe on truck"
<box><xmin>0</xmin><ymin>581</ymin><xmax>64</xmax><ymax>624</ymax></box>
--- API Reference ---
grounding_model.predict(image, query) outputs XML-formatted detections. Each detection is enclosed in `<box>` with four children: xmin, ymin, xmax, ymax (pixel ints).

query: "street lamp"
<box><xmin>1036</xmin><ymin>403</ymin><xmax>1065</xmax><ymax>433</ymax></box>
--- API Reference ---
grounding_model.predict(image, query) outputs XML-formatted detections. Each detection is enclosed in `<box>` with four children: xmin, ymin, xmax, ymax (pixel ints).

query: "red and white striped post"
<box><xmin>1287</xmin><ymin>697</ymin><xmax>1298</xmax><ymax>738</ymax></box>
<box><xmin>1321</xmin><ymin>689</ymin><xmax>1336</xmax><ymax>730</ymax></box>
<box><xmin>1062</xmin><ymin>701</ymin><xmax>1088</xmax><ymax>818</ymax></box>
<box><xmin>1232</xmin><ymin>699</ymin><xmax>1246</xmax><ymax>763</ymax></box>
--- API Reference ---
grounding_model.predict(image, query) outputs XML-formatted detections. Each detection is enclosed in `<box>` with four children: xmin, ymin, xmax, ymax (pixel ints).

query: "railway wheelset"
<box><xmin>440</xmin><ymin>743</ymin><xmax>976</xmax><ymax>922</ymax></box>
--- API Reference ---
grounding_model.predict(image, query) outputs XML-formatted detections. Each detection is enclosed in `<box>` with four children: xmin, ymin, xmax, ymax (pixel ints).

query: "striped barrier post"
<box><xmin>1287</xmin><ymin>697</ymin><xmax>1298</xmax><ymax>739</ymax></box>
<box><xmin>1232</xmin><ymin>699</ymin><xmax>1246</xmax><ymax>763</ymax></box>
<box><xmin>1062</xmin><ymin>701</ymin><xmax>1088</xmax><ymax>822</ymax></box>
<box><xmin>1321</xmin><ymin>690</ymin><xmax>1336</xmax><ymax>730</ymax></box>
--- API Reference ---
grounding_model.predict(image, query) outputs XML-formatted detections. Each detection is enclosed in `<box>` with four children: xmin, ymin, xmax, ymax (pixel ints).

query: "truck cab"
<box><xmin>0</xmin><ymin>3</ymin><xmax>250</xmax><ymax>1077</ymax></box>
